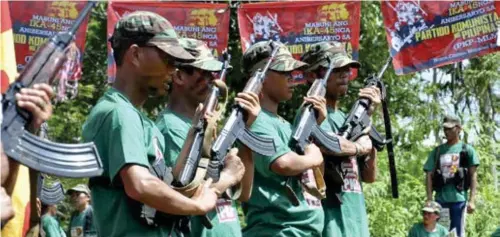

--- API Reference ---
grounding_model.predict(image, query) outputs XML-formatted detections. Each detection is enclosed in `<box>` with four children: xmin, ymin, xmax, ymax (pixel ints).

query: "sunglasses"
<box><xmin>443</xmin><ymin>127</ymin><xmax>457</xmax><ymax>131</ymax></box>
<box><xmin>332</xmin><ymin>67</ymin><xmax>351</xmax><ymax>74</ymax></box>
<box><xmin>271</xmin><ymin>70</ymin><xmax>293</xmax><ymax>80</ymax></box>
<box><xmin>422</xmin><ymin>211</ymin><xmax>438</xmax><ymax>216</ymax></box>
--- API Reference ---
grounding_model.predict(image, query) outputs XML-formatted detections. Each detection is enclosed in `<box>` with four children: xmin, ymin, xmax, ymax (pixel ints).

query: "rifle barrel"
<box><xmin>69</xmin><ymin>1</ymin><xmax>96</xmax><ymax>35</ymax></box>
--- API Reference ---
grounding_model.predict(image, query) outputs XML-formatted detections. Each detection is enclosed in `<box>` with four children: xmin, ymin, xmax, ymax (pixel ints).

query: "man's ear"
<box><xmin>127</xmin><ymin>44</ymin><xmax>141</xmax><ymax>68</ymax></box>
<box><xmin>173</xmin><ymin>69</ymin><xmax>185</xmax><ymax>86</ymax></box>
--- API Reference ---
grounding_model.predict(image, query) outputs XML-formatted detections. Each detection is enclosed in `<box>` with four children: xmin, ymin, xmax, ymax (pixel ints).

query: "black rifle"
<box><xmin>291</xmin><ymin>57</ymin><xmax>341</xmax><ymax>155</ymax></box>
<box><xmin>174</xmin><ymin>50</ymin><xmax>231</xmax><ymax>187</ymax></box>
<box><xmin>1</xmin><ymin>2</ymin><xmax>103</xmax><ymax>178</ymax></box>
<box><xmin>338</xmin><ymin>56</ymin><xmax>398</xmax><ymax>198</ymax></box>
<box><xmin>206</xmin><ymin>42</ymin><xmax>279</xmax><ymax>182</ymax></box>
<box><xmin>287</xmin><ymin>57</ymin><xmax>341</xmax><ymax>205</ymax></box>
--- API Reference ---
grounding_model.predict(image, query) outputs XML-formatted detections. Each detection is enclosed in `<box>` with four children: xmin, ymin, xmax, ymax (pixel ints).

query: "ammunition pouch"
<box><xmin>454</xmin><ymin>167</ymin><xmax>469</xmax><ymax>192</ymax></box>
<box><xmin>432</xmin><ymin>144</ymin><xmax>470</xmax><ymax>192</ymax></box>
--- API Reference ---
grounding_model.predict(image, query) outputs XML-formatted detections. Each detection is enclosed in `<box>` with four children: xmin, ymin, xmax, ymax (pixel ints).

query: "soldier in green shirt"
<box><xmin>239</xmin><ymin>41</ymin><xmax>329</xmax><ymax>237</ymax></box>
<box><xmin>424</xmin><ymin>115</ymin><xmax>480</xmax><ymax>237</ymax></box>
<box><xmin>66</xmin><ymin>184</ymin><xmax>95</xmax><ymax>237</ymax></box>
<box><xmin>156</xmin><ymin>38</ymin><xmax>258</xmax><ymax>237</ymax></box>
<box><xmin>40</xmin><ymin>201</ymin><xmax>65</xmax><ymax>237</ymax></box>
<box><xmin>408</xmin><ymin>201</ymin><xmax>449</xmax><ymax>237</ymax></box>
<box><xmin>82</xmin><ymin>11</ymin><xmax>223</xmax><ymax>237</ymax></box>
<box><xmin>300</xmin><ymin>41</ymin><xmax>381</xmax><ymax>237</ymax></box>
<box><xmin>491</xmin><ymin>227</ymin><xmax>500</xmax><ymax>237</ymax></box>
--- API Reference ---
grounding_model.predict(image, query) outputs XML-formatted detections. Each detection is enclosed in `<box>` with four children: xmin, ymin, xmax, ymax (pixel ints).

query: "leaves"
<box><xmin>44</xmin><ymin>1</ymin><xmax>499</xmax><ymax>236</ymax></box>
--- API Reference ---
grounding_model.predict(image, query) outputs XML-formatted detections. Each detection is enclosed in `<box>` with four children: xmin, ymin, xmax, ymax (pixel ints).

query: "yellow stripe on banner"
<box><xmin>0</xmin><ymin>28</ymin><xmax>18</xmax><ymax>92</ymax></box>
<box><xmin>1</xmin><ymin>165</ymin><xmax>31</xmax><ymax>237</ymax></box>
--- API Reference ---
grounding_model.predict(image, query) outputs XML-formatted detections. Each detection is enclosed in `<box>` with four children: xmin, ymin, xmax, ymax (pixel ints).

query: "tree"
<box><xmin>44</xmin><ymin>1</ymin><xmax>500</xmax><ymax>236</ymax></box>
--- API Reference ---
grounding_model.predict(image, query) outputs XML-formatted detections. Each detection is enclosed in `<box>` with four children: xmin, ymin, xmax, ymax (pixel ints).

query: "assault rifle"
<box><xmin>206</xmin><ymin>42</ymin><xmax>279</xmax><ymax>182</ymax></box>
<box><xmin>288</xmin><ymin>57</ymin><xmax>341</xmax><ymax>205</ymax></box>
<box><xmin>174</xmin><ymin>50</ymin><xmax>231</xmax><ymax>187</ymax></box>
<box><xmin>1</xmin><ymin>1</ymin><xmax>103</xmax><ymax>178</ymax></box>
<box><xmin>338</xmin><ymin>56</ymin><xmax>398</xmax><ymax>198</ymax></box>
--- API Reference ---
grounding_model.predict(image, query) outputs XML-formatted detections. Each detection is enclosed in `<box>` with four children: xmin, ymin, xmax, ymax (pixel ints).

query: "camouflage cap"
<box><xmin>422</xmin><ymin>201</ymin><xmax>442</xmax><ymax>214</ymax></box>
<box><xmin>66</xmin><ymin>184</ymin><xmax>90</xmax><ymax>196</ymax></box>
<box><xmin>178</xmin><ymin>38</ymin><xmax>224</xmax><ymax>72</ymax></box>
<box><xmin>241</xmin><ymin>41</ymin><xmax>308</xmax><ymax>76</ymax></box>
<box><xmin>109</xmin><ymin>11</ymin><xmax>195</xmax><ymax>62</ymax></box>
<box><xmin>300</xmin><ymin>41</ymin><xmax>360</xmax><ymax>72</ymax></box>
<box><xmin>443</xmin><ymin>114</ymin><xmax>461</xmax><ymax>128</ymax></box>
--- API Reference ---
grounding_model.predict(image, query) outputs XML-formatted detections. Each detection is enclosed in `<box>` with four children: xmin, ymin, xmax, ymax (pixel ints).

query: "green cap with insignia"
<box><xmin>422</xmin><ymin>200</ymin><xmax>442</xmax><ymax>214</ymax></box>
<box><xmin>300</xmin><ymin>41</ymin><xmax>360</xmax><ymax>72</ymax></box>
<box><xmin>241</xmin><ymin>41</ymin><xmax>308</xmax><ymax>77</ymax></box>
<box><xmin>443</xmin><ymin>114</ymin><xmax>462</xmax><ymax>128</ymax></box>
<box><xmin>109</xmin><ymin>11</ymin><xmax>195</xmax><ymax>62</ymax></box>
<box><xmin>178</xmin><ymin>38</ymin><xmax>225</xmax><ymax>72</ymax></box>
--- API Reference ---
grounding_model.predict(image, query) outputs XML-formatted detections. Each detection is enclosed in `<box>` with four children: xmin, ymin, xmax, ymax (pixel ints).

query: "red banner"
<box><xmin>107</xmin><ymin>2</ymin><xmax>230</xmax><ymax>83</ymax></box>
<box><xmin>382</xmin><ymin>1</ymin><xmax>500</xmax><ymax>75</ymax></box>
<box><xmin>237</xmin><ymin>1</ymin><xmax>361</xmax><ymax>83</ymax></box>
<box><xmin>9</xmin><ymin>1</ymin><xmax>90</xmax><ymax>78</ymax></box>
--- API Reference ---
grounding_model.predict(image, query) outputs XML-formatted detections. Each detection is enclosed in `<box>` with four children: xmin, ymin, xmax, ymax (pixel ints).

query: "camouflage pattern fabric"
<box><xmin>241</xmin><ymin>41</ymin><xmax>308</xmax><ymax>76</ymax></box>
<box><xmin>109</xmin><ymin>11</ymin><xmax>194</xmax><ymax>61</ymax></box>
<box><xmin>179</xmin><ymin>38</ymin><xmax>224</xmax><ymax>72</ymax></box>
<box><xmin>301</xmin><ymin>41</ymin><xmax>360</xmax><ymax>71</ymax></box>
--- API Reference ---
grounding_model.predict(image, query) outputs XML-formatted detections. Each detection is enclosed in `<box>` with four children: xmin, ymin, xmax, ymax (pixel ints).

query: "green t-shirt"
<box><xmin>156</xmin><ymin>109</ymin><xmax>242</xmax><ymax>237</ymax></box>
<box><xmin>423</xmin><ymin>142</ymin><xmax>480</xmax><ymax>203</ymax></box>
<box><xmin>41</xmin><ymin>214</ymin><xmax>65</xmax><ymax>237</ymax></box>
<box><xmin>242</xmin><ymin>110</ymin><xmax>324</xmax><ymax>237</ymax></box>
<box><xmin>408</xmin><ymin>223</ymin><xmax>449</xmax><ymax>237</ymax></box>
<box><xmin>491</xmin><ymin>227</ymin><xmax>500</xmax><ymax>237</ymax></box>
<box><xmin>82</xmin><ymin>88</ymin><xmax>173</xmax><ymax>237</ymax></box>
<box><xmin>319</xmin><ymin>108</ymin><xmax>370</xmax><ymax>237</ymax></box>
<box><xmin>67</xmin><ymin>206</ymin><xmax>96</xmax><ymax>237</ymax></box>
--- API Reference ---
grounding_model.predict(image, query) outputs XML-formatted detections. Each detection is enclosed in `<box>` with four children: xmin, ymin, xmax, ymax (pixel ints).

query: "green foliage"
<box><xmin>44</xmin><ymin>1</ymin><xmax>499</xmax><ymax>236</ymax></box>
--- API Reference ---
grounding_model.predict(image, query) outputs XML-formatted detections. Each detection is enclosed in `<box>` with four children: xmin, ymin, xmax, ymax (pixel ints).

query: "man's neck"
<box><xmin>260</xmin><ymin>94</ymin><xmax>279</xmax><ymax>114</ymax></box>
<box><xmin>326</xmin><ymin>97</ymin><xmax>340</xmax><ymax>110</ymax></box>
<box><xmin>423</xmin><ymin>222</ymin><xmax>437</xmax><ymax>232</ymax></box>
<box><xmin>113</xmin><ymin>69</ymin><xmax>147</xmax><ymax>107</ymax></box>
<box><xmin>167</xmin><ymin>91</ymin><xmax>198</xmax><ymax>119</ymax></box>
<box><xmin>77</xmin><ymin>203</ymin><xmax>88</xmax><ymax>213</ymax></box>
<box><xmin>446</xmin><ymin>137</ymin><xmax>460</xmax><ymax>145</ymax></box>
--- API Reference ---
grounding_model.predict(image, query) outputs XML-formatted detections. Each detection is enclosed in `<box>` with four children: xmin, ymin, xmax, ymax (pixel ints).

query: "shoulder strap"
<box><xmin>433</xmin><ymin>145</ymin><xmax>441</xmax><ymax>172</ymax></box>
<box><xmin>83</xmin><ymin>206</ymin><xmax>93</xmax><ymax>233</ymax></box>
<box><xmin>460</xmin><ymin>143</ymin><xmax>469</xmax><ymax>167</ymax></box>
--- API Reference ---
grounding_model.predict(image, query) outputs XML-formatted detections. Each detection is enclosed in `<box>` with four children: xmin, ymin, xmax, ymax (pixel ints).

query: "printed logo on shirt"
<box><xmin>301</xmin><ymin>169</ymin><xmax>322</xmax><ymax>208</ymax></box>
<box><xmin>71</xmin><ymin>227</ymin><xmax>83</xmax><ymax>237</ymax></box>
<box><xmin>303</xmin><ymin>190</ymin><xmax>322</xmax><ymax>208</ymax></box>
<box><xmin>439</xmin><ymin>153</ymin><xmax>460</xmax><ymax>179</ymax></box>
<box><xmin>216</xmin><ymin>199</ymin><xmax>237</xmax><ymax>223</ymax></box>
<box><xmin>341</xmin><ymin>158</ymin><xmax>362</xmax><ymax>193</ymax></box>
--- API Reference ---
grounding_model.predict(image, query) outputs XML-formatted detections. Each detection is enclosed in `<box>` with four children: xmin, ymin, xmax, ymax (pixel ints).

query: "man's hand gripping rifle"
<box><xmin>1</xmin><ymin>2</ymin><xmax>103</xmax><ymax>178</ymax></box>
<box><xmin>338</xmin><ymin>56</ymin><xmax>398</xmax><ymax>198</ymax></box>
<box><xmin>172</xmin><ymin>50</ymin><xmax>231</xmax><ymax>190</ymax></box>
<box><xmin>205</xmin><ymin>42</ymin><xmax>279</xmax><ymax>184</ymax></box>
<box><xmin>288</xmin><ymin>57</ymin><xmax>341</xmax><ymax>205</ymax></box>
<box><xmin>143</xmin><ymin>51</ymin><xmax>231</xmax><ymax>229</ymax></box>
